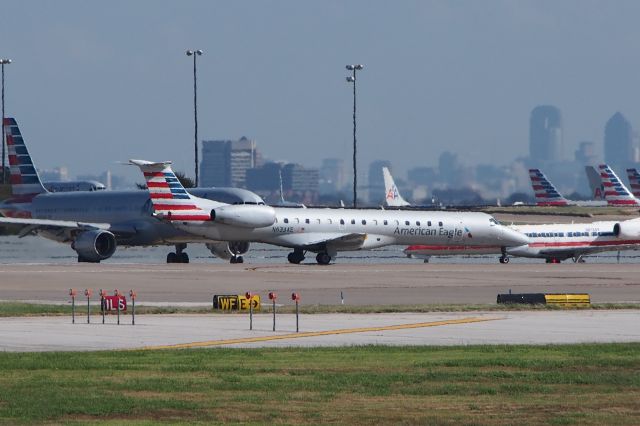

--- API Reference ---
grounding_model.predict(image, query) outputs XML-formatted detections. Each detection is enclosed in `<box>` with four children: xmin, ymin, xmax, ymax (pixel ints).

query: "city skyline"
<box><xmin>3</xmin><ymin>1</ymin><xmax>640</xmax><ymax>185</ymax></box>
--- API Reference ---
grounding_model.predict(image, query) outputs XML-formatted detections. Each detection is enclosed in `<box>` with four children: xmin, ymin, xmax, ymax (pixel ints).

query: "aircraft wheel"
<box><xmin>236</xmin><ymin>256</ymin><xmax>244</xmax><ymax>264</ymax></box>
<box><xmin>287</xmin><ymin>252</ymin><xmax>304</xmax><ymax>264</ymax></box>
<box><xmin>167</xmin><ymin>252</ymin><xmax>178</xmax><ymax>263</ymax></box>
<box><xmin>316</xmin><ymin>252</ymin><xmax>331</xmax><ymax>265</ymax></box>
<box><xmin>230</xmin><ymin>256</ymin><xmax>237</xmax><ymax>264</ymax></box>
<box><xmin>180</xmin><ymin>252</ymin><xmax>189</xmax><ymax>264</ymax></box>
<box><xmin>500</xmin><ymin>256</ymin><xmax>509</xmax><ymax>264</ymax></box>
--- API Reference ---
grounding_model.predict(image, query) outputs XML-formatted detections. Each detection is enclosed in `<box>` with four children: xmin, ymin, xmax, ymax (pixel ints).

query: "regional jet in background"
<box><xmin>406</xmin><ymin>219</ymin><xmax>640</xmax><ymax>263</ymax></box>
<box><xmin>382</xmin><ymin>167</ymin><xmax>410</xmax><ymax>207</ymax></box>
<box><xmin>598</xmin><ymin>164</ymin><xmax>640</xmax><ymax>206</ymax></box>
<box><xmin>0</xmin><ymin>118</ymin><xmax>264</xmax><ymax>263</ymax></box>
<box><xmin>130</xmin><ymin>159</ymin><xmax>530</xmax><ymax>265</ymax></box>
<box><xmin>382</xmin><ymin>169</ymin><xmax>640</xmax><ymax>263</ymax></box>
<box><xmin>529</xmin><ymin>169</ymin><xmax>607</xmax><ymax>207</ymax></box>
<box><xmin>626</xmin><ymin>168</ymin><xmax>640</xmax><ymax>199</ymax></box>
<box><xmin>43</xmin><ymin>180</ymin><xmax>106</xmax><ymax>192</ymax></box>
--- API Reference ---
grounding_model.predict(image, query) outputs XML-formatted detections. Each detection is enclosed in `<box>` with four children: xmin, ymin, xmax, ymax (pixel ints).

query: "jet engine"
<box><xmin>206</xmin><ymin>241</ymin><xmax>250</xmax><ymax>260</ymax></box>
<box><xmin>613</xmin><ymin>219</ymin><xmax>640</xmax><ymax>240</ymax></box>
<box><xmin>210</xmin><ymin>204</ymin><xmax>276</xmax><ymax>228</ymax></box>
<box><xmin>71</xmin><ymin>230</ymin><xmax>117</xmax><ymax>262</ymax></box>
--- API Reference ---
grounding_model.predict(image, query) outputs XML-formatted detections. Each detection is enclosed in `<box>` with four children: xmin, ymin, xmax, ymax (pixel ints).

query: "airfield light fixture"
<box><xmin>1</xmin><ymin>58</ymin><xmax>12</xmax><ymax>185</ymax></box>
<box><xmin>186</xmin><ymin>49</ymin><xmax>204</xmax><ymax>187</ymax></box>
<box><xmin>345</xmin><ymin>63</ymin><xmax>364</xmax><ymax>208</ymax></box>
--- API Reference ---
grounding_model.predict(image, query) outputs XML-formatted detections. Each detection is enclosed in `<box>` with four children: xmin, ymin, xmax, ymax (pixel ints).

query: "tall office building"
<box><xmin>319</xmin><ymin>158</ymin><xmax>346</xmax><ymax>193</ymax></box>
<box><xmin>529</xmin><ymin>105</ymin><xmax>563</xmax><ymax>163</ymax></box>
<box><xmin>200</xmin><ymin>137</ymin><xmax>257</xmax><ymax>188</ymax></box>
<box><xmin>604</xmin><ymin>112</ymin><xmax>636</xmax><ymax>171</ymax></box>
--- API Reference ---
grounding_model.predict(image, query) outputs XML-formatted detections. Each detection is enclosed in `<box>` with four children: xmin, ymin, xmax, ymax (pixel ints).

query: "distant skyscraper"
<box><xmin>200</xmin><ymin>137</ymin><xmax>257</xmax><ymax>188</ymax></box>
<box><xmin>604</xmin><ymin>112</ymin><xmax>636</xmax><ymax>171</ymax></box>
<box><xmin>529</xmin><ymin>105</ymin><xmax>563</xmax><ymax>163</ymax></box>
<box><xmin>282</xmin><ymin>163</ymin><xmax>319</xmax><ymax>192</ymax></box>
<box><xmin>319</xmin><ymin>158</ymin><xmax>346</xmax><ymax>193</ymax></box>
<box><xmin>575</xmin><ymin>141</ymin><xmax>598</xmax><ymax>165</ymax></box>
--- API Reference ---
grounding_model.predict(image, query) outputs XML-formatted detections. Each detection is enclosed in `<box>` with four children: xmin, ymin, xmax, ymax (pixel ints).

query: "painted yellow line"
<box><xmin>141</xmin><ymin>316</ymin><xmax>501</xmax><ymax>350</ymax></box>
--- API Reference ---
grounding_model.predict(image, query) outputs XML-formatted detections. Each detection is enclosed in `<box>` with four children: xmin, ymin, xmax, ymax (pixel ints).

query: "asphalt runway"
<box><xmin>0</xmin><ymin>262</ymin><xmax>638</xmax><ymax>305</ymax></box>
<box><xmin>1</xmin><ymin>310</ymin><xmax>638</xmax><ymax>351</ymax></box>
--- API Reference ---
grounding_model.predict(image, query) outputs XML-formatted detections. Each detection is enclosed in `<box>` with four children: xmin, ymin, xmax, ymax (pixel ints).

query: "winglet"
<box><xmin>528</xmin><ymin>169</ymin><xmax>568</xmax><ymax>206</ymax></box>
<box><xmin>382</xmin><ymin>167</ymin><xmax>410</xmax><ymax>207</ymax></box>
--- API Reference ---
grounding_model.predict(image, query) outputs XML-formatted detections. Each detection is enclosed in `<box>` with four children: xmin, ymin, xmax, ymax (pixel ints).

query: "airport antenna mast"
<box><xmin>186</xmin><ymin>49</ymin><xmax>203</xmax><ymax>187</ymax></box>
<box><xmin>346</xmin><ymin>64</ymin><xmax>363</xmax><ymax>208</ymax></box>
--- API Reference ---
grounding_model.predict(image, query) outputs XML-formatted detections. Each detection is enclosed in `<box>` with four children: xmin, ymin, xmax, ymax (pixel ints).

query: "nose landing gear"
<box><xmin>499</xmin><ymin>247</ymin><xmax>509</xmax><ymax>264</ymax></box>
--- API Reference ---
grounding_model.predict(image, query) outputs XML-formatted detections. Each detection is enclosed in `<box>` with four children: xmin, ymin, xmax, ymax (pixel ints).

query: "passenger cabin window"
<box><xmin>340</xmin><ymin>219</ymin><xmax>345</xmax><ymax>225</ymax></box>
<box><xmin>362</xmin><ymin>220</ymin><xmax>366</xmax><ymax>225</ymax></box>
<box><xmin>383</xmin><ymin>220</ymin><xmax>388</xmax><ymax>225</ymax></box>
<box><xmin>305</xmin><ymin>218</ymin><xmax>310</xmax><ymax>224</ymax></box>
<box><xmin>416</xmin><ymin>221</ymin><xmax>420</xmax><ymax>226</ymax></box>
<box><xmin>284</xmin><ymin>218</ymin><xmax>289</xmax><ymax>224</ymax></box>
<box><xmin>405</xmin><ymin>220</ymin><xmax>410</xmax><ymax>226</ymax></box>
<box><xmin>438</xmin><ymin>221</ymin><xmax>443</xmax><ymax>227</ymax></box>
<box><xmin>428</xmin><ymin>221</ymin><xmax>432</xmax><ymax>227</ymax></box>
<box><xmin>351</xmin><ymin>219</ymin><xmax>356</xmax><ymax>225</ymax></box>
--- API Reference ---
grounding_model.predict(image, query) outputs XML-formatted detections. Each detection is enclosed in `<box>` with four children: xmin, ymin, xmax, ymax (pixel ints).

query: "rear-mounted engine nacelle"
<box><xmin>210</xmin><ymin>204</ymin><xmax>276</xmax><ymax>228</ymax></box>
<box><xmin>206</xmin><ymin>241</ymin><xmax>250</xmax><ymax>260</ymax></box>
<box><xmin>72</xmin><ymin>230</ymin><xmax>117</xmax><ymax>262</ymax></box>
<box><xmin>613</xmin><ymin>219</ymin><xmax>640</xmax><ymax>240</ymax></box>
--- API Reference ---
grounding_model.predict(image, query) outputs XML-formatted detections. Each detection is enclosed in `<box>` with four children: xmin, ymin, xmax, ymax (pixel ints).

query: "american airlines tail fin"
<box><xmin>585</xmin><ymin>166</ymin><xmax>604</xmax><ymax>201</ymax></box>
<box><xmin>598</xmin><ymin>164</ymin><xmax>639</xmax><ymax>206</ymax></box>
<box><xmin>3</xmin><ymin>118</ymin><xmax>47</xmax><ymax>198</ymax></box>
<box><xmin>626</xmin><ymin>168</ymin><xmax>640</xmax><ymax>198</ymax></box>
<box><xmin>129</xmin><ymin>159</ymin><xmax>213</xmax><ymax>221</ymax></box>
<box><xmin>382</xmin><ymin>167</ymin><xmax>410</xmax><ymax>207</ymax></box>
<box><xmin>528</xmin><ymin>169</ymin><xmax>568</xmax><ymax>206</ymax></box>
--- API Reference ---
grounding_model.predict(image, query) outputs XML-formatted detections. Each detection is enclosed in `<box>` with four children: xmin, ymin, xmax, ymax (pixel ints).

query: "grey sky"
<box><xmin>2</xmin><ymin>0</ymin><xmax>639</xmax><ymax>183</ymax></box>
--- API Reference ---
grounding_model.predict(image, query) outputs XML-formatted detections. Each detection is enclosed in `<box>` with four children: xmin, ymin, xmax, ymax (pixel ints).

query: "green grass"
<box><xmin>0</xmin><ymin>344</ymin><xmax>638</xmax><ymax>424</ymax></box>
<box><xmin>1</xmin><ymin>301</ymin><xmax>640</xmax><ymax>318</ymax></box>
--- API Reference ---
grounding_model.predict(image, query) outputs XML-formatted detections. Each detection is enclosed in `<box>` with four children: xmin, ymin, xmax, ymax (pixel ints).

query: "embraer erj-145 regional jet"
<box><xmin>129</xmin><ymin>160</ymin><xmax>530</xmax><ymax>264</ymax></box>
<box><xmin>381</xmin><ymin>168</ymin><xmax>640</xmax><ymax>263</ymax></box>
<box><xmin>0</xmin><ymin>118</ymin><xmax>265</xmax><ymax>263</ymax></box>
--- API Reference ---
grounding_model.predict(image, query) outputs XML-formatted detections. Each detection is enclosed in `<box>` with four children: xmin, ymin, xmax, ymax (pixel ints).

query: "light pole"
<box><xmin>346</xmin><ymin>64</ymin><xmax>363</xmax><ymax>208</ymax></box>
<box><xmin>186</xmin><ymin>49</ymin><xmax>203</xmax><ymax>187</ymax></box>
<box><xmin>1</xmin><ymin>58</ymin><xmax>11</xmax><ymax>185</ymax></box>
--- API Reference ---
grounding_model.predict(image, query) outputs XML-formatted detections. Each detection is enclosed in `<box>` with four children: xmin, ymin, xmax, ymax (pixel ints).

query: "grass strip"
<box><xmin>0</xmin><ymin>344</ymin><xmax>638</xmax><ymax>424</ymax></box>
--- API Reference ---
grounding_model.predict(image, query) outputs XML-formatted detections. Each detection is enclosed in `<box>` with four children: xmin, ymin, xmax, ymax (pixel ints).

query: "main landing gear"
<box><xmin>315</xmin><ymin>252</ymin><xmax>331</xmax><ymax>265</ymax></box>
<box><xmin>287</xmin><ymin>249</ymin><xmax>305</xmax><ymax>264</ymax></box>
<box><xmin>499</xmin><ymin>247</ymin><xmax>509</xmax><ymax>264</ymax></box>
<box><xmin>230</xmin><ymin>255</ymin><xmax>244</xmax><ymax>264</ymax></box>
<box><xmin>167</xmin><ymin>243</ymin><xmax>189</xmax><ymax>263</ymax></box>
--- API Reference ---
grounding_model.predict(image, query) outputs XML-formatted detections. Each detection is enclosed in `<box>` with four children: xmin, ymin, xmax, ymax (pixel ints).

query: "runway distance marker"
<box><xmin>141</xmin><ymin>316</ymin><xmax>502</xmax><ymax>350</ymax></box>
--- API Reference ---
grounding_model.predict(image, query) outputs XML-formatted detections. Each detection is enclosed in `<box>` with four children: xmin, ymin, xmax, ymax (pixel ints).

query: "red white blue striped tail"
<box><xmin>129</xmin><ymin>159</ymin><xmax>211</xmax><ymax>221</ymax></box>
<box><xmin>626</xmin><ymin>168</ymin><xmax>640</xmax><ymax>198</ymax></box>
<box><xmin>599</xmin><ymin>164</ymin><xmax>640</xmax><ymax>206</ymax></box>
<box><xmin>529</xmin><ymin>169</ymin><xmax>568</xmax><ymax>206</ymax></box>
<box><xmin>3</xmin><ymin>118</ymin><xmax>47</xmax><ymax>199</ymax></box>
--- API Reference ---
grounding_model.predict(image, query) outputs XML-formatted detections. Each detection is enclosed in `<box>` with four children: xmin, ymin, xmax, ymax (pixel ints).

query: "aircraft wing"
<box><xmin>0</xmin><ymin>217</ymin><xmax>135</xmax><ymax>238</ymax></box>
<box><xmin>273</xmin><ymin>232</ymin><xmax>367</xmax><ymax>251</ymax></box>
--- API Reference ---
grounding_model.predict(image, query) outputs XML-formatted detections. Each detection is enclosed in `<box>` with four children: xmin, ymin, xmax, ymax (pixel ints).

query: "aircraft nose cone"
<box><xmin>500</xmin><ymin>226</ymin><xmax>530</xmax><ymax>246</ymax></box>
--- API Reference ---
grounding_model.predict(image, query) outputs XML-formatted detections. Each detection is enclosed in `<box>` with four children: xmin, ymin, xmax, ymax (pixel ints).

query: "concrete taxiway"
<box><xmin>0</xmin><ymin>310</ymin><xmax>638</xmax><ymax>351</ymax></box>
<box><xmin>0</xmin><ymin>263</ymin><xmax>638</xmax><ymax>305</ymax></box>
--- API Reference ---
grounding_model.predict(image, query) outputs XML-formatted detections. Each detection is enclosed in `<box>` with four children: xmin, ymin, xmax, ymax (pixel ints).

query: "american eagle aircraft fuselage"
<box><xmin>131</xmin><ymin>160</ymin><xmax>530</xmax><ymax>264</ymax></box>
